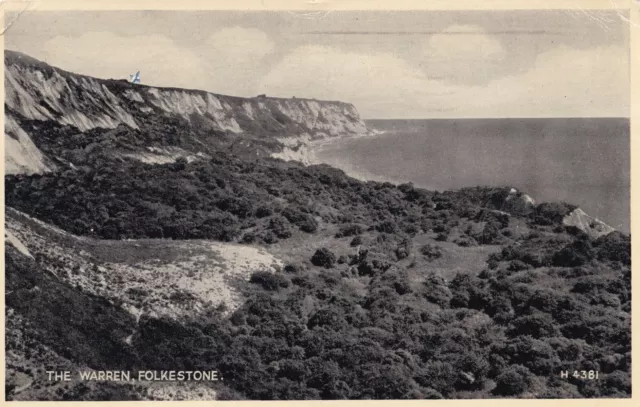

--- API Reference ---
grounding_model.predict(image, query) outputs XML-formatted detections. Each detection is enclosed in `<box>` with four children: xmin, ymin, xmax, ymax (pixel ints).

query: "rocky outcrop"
<box><xmin>4</xmin><ymin>50</ymin><xmax>368</xmax><ymax>173</ymax></box>
<box><xmin>503</xmin><ymin>187</ymin><xmax>536</xmax><ymax>215</ymax></box>
<box><xmin>563</xmin><ymin>207</ymin><xmax>614</xmax><ymax>239</ymax></box>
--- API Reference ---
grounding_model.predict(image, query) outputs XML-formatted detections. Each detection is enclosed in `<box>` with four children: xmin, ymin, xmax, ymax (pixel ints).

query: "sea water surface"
<box><xmin>315</xmin><ymin>118</ymin><xmax>630</xmax><ymax>233</ymax></box>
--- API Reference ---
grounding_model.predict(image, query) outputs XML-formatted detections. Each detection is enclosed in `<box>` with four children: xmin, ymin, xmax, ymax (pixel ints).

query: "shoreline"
<box><xmin>297</xmin><ymin>130</ymin><xmax>624</xmax><ymax>235</ymax></box>
<box><xmin>271</xmin><ymin>128</ymin><xmax>387</xmax><ymax>167</ymax></box>
<box><xmin>303</xmin><ymin>128</ymin><xmax>437</xmax><ymax>188</ymax></box>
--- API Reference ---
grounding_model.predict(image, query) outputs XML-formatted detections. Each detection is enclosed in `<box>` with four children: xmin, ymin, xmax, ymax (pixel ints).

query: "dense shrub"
<box><xmin>435</xmin><ymin>233</ymin><xmax>448</xmax><ymax>242</ymax></box>
<box><xmin>282</xmin><ymin>207</ymin><xmax>318</xmax><ymax>233</ymax></box>
<box><xmin>454</xmin><ymin>236</ymin><xmax>478</xmax><ymax>247</ymax></box>
<box><xmin>375</xmin><ymin>220</ymin><xmax>398</xmax><ymax>234</ymax></box>
<box><xmin>284</xmin><ymin>263</ymin><xmax>302</xmax><ymax>273</ymax></box>
<box><xmin>311</xmin><ymin>248</ymin><xmax>337</xmax><ymax>269</ymax></box>
<box><xmin>269</xmin><ymin>216</ymin><xmax>293</xmax><ymax>239</ymax></box>
<box><xmin>492</xmin><ymin>365</ymin><xmax>533</xmax><ymax>396</ymax></box>
<box><xmin>594</xmin><ymin>232</ymin><xmax>631</xmax><ymax>265</ymax></box>
<box><xmin>335</xmin><ymin>224</ymin><xmax>364</xmax><ymax>238</ymax></box>
<box><xmin>421</xmin><ymin>273</ymin><xmax>452</xmax><ymax>307</ymax></box>
<box><xmin>355</xmin><ymin>251</ymin><xmax>392</xmax><ymax>277</ymax></box>
<box><xmin>395</xmin><ymin>238</ymin><xmax>412</xmax><ymax>260</ymax></box>
<box><xmin>420</xmin><ymin>244</ymin><xmax>443</xmax><ymax>261</ymax></box>
<box><xmin>249</xmin><ymin>271</ymin><xmax>290</xmax><ymax>291</ymax></box>
<box><xmin>552</xmin><ymin>239</ymin><xmax>595</xmax><ymax>267</ymax></box>
<box><xmin>508</xmin><ymin>313</ymin><xmax>559</xmax><ymax>338</ymax></box>
<box><xmin>508</xmin><ymin>260</ymin><xmax>531</xmax><ymax>272</ymax></box>
<box><xmin>532</xmin><ymin>202</ymin><xmax>578</xmax><ymax>225</ymax></box>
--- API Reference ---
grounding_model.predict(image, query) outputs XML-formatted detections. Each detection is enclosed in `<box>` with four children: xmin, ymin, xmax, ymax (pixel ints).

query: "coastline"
<box><xmin>287</xmin><ymin>125</ymin><xmax>623</xmax><ymax>236</ymax></box>
<box><xmin>300</xmin><ymin>127</ymin><xmax>434</xmax><ymax>187</ymax></box>
<box><xmin>271</xmin><ymin>128</ymin><xmax>386</xmax><ymax>167</ymax></box>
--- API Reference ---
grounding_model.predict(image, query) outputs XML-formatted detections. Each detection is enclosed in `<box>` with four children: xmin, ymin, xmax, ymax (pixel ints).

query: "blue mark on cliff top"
<box><xmin>129</xmin><ymin>71</ymin><xmax>141</xmax><ymax>84</ymax></box>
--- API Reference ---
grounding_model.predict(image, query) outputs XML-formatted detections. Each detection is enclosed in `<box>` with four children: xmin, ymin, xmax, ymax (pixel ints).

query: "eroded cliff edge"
<box><xmin>5</xmin><ymin>50</ymin><xmax>368</xmax><ymax>174</ymax></box>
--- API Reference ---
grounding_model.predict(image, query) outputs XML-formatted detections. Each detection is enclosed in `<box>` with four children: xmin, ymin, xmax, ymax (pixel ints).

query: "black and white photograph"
<box><xmin>3</xmin><ymin>2</ymin><xmax>633</xmax><ymax>401</ymax></box>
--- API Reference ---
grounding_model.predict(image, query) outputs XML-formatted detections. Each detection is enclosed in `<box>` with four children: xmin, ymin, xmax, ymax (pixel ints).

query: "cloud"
<box><xmin>35</xmin><ymin>27</ymin><xmax>275</xmax><ymax>95</ymax></box>
<box><xmin>40</xmin><ymin>32</ymin><xmax>207</xmax><ymax>89</ymax></box>
<box><xmin>197</xmin><ymin>26</ymin><xmax>276</xmax><ymax>95</ymax></box>
<box><xmin>204</xmin><ymin>26</ymin><xmax>275</xmax><ymax>59</ymax></box>
<box><xmin>29</xmin><ymin>27</ymin><xmax>629</xmax><ymax>119</ymax></box>
<box><xmin>420</xmin><ymin>24</ymin><xmax>506</xmax><ymax>84</ymax></box>
<box><xmin>465</xmin><ymin>44</ymin><xmax>629</xmax><ymax>118</ymax></box>
<box><xmin>258</xmin><ymin>43</ymin><xmax>628</xmax><ymax>119</ymax></box>
<box><xmin>257</xmin><ymin>45</ymin><xmax>442</xmax><ymax>116</ymax></box>
<box><xmin>425</xmin><ymin>24</ymin><xmax>504</xmax><ymax>59</ymax></box>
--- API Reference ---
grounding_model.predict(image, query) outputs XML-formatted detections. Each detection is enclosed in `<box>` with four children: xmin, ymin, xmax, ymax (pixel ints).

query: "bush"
<box><xmin>311</xmin><ymin>248</ymin><xmax>337</xmax><ymax>269</ymax></box>
<box><xmin>249</xmin><ymin>270</ymin><xmax>290</xmax><ymax>291</ymax></box>
<box><xmin>454</xmin><ymin>236</ymin><xmax>477</xmax><ymax>247</ymax></box>
<box><xmin>603</xmin><ymin>370</ymin><xmax>631</xmax><ymax>395</ymax></box>
<box><xmin>375</xmin><ymin>220</ymin><xmax>398</xmax><ymax>234</ymax></box>
<box><xmin>420</xmin><ymin>244</ymin><xmax>442</xmax><ymax>261</ymax></box>
<box><xmin>532</xmin><ymin>202</ymin><xmax>578</xmax><ymax>225</ymax></box>
<box><xmin>241</xmin><ymin>233</ymin><xmax>256</xmax><ymax>243</ymax></box>
<box><xmin>255</xmin><ymin>205</ymin><xmax>273</xmax><ymax>218</ymax></box>
<box><xmin>268</xmin><ymin>216</ymin><xmax>293</xmax><ymax>239</ymax></box>
<box><xmin>435</xmin><ymin>233</ymin><xmax>448</xmax><ymax>242</ymax></box>
<box><xmin>492</xmin><ymin>365</ymin><xmax>533</xmax><ymax>396</ymax></box>
<box><xmin>356</xmin><ymin>251</ymin><xmax>392</xmax><ymax>277</ymax></box>
<box><xmin>299</xmin><ymin>218</ymin><xmax>319</xmax><ymax>233</ymax></box>
<box><xmin>508</xmin><ymin>313</ymin><xmax>559</xmax><ymax>338</ymax></box>
<box><xmin>395</xmin><ymin>238</ymin><xmax>412</xmax><ymax>260</ymax></box>
<box><xmin>552</xmin><ymin>239</ymin><xmax>595</xmax><ymax>267</ymax></box>
<box><xmin>283</xmin><ymin>264</ymin><xmax>301</xmax><ymax>273</ymax></box>
<box><xmin>422</xmin><ymin>273</ymin><xmax>452</xmax><ymax>307</ymax></box>
<box><xmin>594</xmin><ymin>232</ymin><xmax>630</xmax><ymax>265</ymax></box>
<box><xmin>508</xmin><ymin>260</ymin><xmax>531</xmax><ymax>272</ymax></box>
<box><xmin>335</xmin><ymin>224</ymin><xmax>364</xmax><ymax>238</ymax></box>
<box><xmin>350</xmin><ymin>236</ymin><xmax>363</xmax><ymax>247</ymax></box>
<box><xmin>474</xmin><ymin>222</ymin><xmax>501</xmax><ymax>245</ymax></box>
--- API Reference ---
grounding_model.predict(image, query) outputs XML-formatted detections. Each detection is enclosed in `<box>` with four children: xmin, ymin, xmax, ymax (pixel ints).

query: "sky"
<box><xmin>5</xmin><ymin>10</ymin><xmax>630</xmax><ymax>119</ymax></box>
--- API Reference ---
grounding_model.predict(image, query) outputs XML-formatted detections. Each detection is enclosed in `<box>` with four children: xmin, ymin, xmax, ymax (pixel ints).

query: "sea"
<box><xmin>314</xmin><ymin>118</ymin><xmax>630</xmax><ymax>233</ymax></box>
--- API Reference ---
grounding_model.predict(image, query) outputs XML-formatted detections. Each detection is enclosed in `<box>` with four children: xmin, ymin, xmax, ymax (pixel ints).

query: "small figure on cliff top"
<box><xmin>129</xmin><ymin>71</ymin><xmax>141</xmax><ymax>84</ymax></box>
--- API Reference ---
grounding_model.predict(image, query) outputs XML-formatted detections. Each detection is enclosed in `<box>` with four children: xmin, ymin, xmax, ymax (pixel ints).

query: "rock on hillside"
<box><xmin>563</xmin><ymin>207</ymin><xmax>615</xmax><ymax>239</ymax></box>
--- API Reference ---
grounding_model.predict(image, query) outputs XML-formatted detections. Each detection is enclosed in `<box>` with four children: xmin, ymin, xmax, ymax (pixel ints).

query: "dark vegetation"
<box><xmin>5</xmin><ymin>154</ymin><xmax>513</xmax><ymax>244</ymax></box>
<box><xmin>5</xmin><ymin>153</ymin><xmax>586</xmax><ymax>249</ymax></box>
<box><xmin>5</xmin><ymin>246</ymin><xmax>138</xmax><ymax>370</ymax></box>
<box><xmin>5</xmin><ymin>153</ymin><xmax>631</xmax><ymax>400</ymax></box>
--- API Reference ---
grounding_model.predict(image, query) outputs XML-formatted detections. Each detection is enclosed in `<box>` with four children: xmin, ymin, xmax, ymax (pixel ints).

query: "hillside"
<box><xmin>4</xmin><ymin>51</ymin><xmax>631</xmax><ymax>401</ymax></box>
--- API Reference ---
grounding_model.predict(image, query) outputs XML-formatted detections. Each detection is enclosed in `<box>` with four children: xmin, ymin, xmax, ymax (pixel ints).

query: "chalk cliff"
<box><xmin>5</xmin><ymin>50</ymin><xmax>368</xmax><ymax>173</ymax></box>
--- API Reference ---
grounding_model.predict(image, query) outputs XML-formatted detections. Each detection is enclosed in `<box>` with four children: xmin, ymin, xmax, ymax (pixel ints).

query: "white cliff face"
<box><xmin>270</xmin><ymin>99</ymin><xmax>368</xmax><ymax>137</ymax></box>
<box><xmin>5</xmin><ymin>64</ymin><xmax>139</xmax><ymax>131</ymax></box>
<box><xmin>138</xmin><ymin>88</ymin><xmax>367</xmax><ymax>138</ymax></box>
<box><xmin>5</xmin><ymin>53</ymin><xmax>367</xmax><ymax>138</ymax></box>
<box><xmin>5</xmin><ymin>51</ymin><xmax>369</xmax><ymax>173</ymax></box>
<box><xmin>145</xmin><ymin>88</ymin><xmax>242</xmax><ymax>133</ymax></box>
<box><xmin>5</xmin><ymin>115</ymin><xmax>51</xmax><ymax>175</ymax></box>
